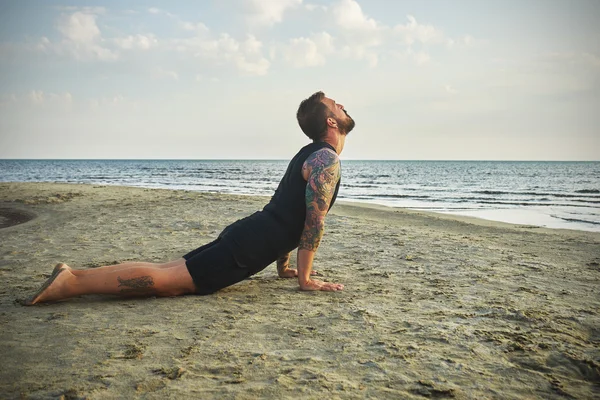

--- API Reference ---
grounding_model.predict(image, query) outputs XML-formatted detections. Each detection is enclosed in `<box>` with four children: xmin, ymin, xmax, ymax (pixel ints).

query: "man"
<box><xmin>26</xmin><ymin>91</ymin><xmax>355</xmax><ymax>305</ymax></box>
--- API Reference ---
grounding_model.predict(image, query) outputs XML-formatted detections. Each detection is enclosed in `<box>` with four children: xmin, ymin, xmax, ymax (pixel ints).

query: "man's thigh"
<box><xmin>184</xmin><ymin>240</ymin><xmax>251</xmax><ymax>295</ymax></box>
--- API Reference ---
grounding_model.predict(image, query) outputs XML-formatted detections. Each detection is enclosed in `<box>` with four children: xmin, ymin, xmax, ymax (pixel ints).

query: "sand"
<box><xmin>0</xmin><ymin>182</ymin><xmax>599</xmax><ymax>399</ymax></box>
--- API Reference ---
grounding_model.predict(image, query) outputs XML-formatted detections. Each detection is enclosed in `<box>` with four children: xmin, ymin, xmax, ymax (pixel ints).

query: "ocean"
<box><xmin>1</xmin><ymin>159</ymin><xmax>599</xmax><ymax>232</ymax></box>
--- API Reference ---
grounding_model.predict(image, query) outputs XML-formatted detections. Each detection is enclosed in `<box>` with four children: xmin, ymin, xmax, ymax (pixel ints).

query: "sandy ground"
<box><xmin>0</xmin><ymin>182</ymin><xmax>599</xmax><ymax>399</ymax></box>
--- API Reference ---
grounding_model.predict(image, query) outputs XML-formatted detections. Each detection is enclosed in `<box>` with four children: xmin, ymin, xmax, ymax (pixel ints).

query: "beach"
<box><xmin>0</xmin><ymin>182</ymin><xmax>599</xmax><ymax>399</ymax></box>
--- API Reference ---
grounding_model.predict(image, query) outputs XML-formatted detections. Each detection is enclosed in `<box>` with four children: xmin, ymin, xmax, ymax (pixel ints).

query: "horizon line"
<box><xmin>0</xmin><ymin>158</ymin><xmax>599</xmax><ymax>162</ymax></box>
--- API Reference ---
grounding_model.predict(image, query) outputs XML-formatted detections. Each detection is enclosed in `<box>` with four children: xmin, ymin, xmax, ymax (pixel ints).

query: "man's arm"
<box><xmin>277</xmin><ymin>251</ymin><xmax>321</xmax><ymax>278</ymax></box>
<box><xmin>297</xmin><ymin>148</ymin><xmax>344</xmax><ymax>291</ymax></box>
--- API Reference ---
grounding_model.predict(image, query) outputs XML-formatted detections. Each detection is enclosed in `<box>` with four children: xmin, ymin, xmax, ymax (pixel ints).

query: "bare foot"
<box><xmin>25</xmin><ymin>265</ymin><xmax>74</xmax><ymax>305</ymax></box>
<box><xmin>53</xmin><ymin>262</ymin><xmax>71</xmax><ymax>274</ymax></box>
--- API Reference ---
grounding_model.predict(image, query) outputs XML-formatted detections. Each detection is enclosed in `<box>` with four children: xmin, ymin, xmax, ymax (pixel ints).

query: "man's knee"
<box><xmin>155</xmin><ymin>264</ymin><xmax>196</xmax><ymax>296</ymax></box>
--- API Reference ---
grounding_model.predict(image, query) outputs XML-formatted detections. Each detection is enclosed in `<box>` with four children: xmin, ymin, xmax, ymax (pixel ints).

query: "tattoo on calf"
<box><xmin>299</xmin><ymin>149</ymin><xmax>340</xmax><ymax>252</ymax></box>
<box><xmin>117</xmin><ymin>276</ymin><xmax>155</xmax><ymax>294</ymax></box>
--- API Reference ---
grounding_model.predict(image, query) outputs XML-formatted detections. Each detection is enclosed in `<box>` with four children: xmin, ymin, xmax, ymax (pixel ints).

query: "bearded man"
<box><xmin>26</xmin><ymin>91</ymin><xmax>355</xmax><ymax>304</ymax></box>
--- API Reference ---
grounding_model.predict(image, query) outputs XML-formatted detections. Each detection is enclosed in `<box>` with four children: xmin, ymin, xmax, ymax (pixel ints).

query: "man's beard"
<box><xmin>337</xmin><ymin>110</ymin><xmax>355</xmax><ymax>135</ymax></box>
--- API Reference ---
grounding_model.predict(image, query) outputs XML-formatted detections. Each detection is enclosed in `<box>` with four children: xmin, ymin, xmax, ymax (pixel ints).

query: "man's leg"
<box><xmin>25</xmin><ymin>258</ymin><xmax>196</xmax><ymax>305</ymax></box>
<box><xmin>67</xmin><ymin>259</ymin><xmax>184</xmax><ymax>276</ymax></box>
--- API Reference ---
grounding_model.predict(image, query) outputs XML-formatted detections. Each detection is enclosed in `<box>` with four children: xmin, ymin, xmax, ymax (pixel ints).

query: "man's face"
<box><xmin>323</xmin><ymin>97</ymin><xmax>355</xmax><ymax>135</ymax></box>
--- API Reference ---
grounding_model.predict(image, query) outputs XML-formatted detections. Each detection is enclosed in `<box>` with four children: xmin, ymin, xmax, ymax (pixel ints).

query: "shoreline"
<box><xmin>338</xmin><ymin>198</ymin><xmax>600</xmax><ymax>233</ymax></box>
<box><xmin>1</xmin><ymin>182</ymin><xmax>599</xmax><ymax>399</ymax></box>
<box><xmin>2</xmin><ymin>180</ymin><xmax>597</xmax><ymax>234</ymax></box>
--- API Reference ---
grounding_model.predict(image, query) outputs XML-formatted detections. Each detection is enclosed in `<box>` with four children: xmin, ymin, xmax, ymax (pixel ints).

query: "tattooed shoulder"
<box><xmin>303</xmin><ymin>148</ymin><xmax>340</xmax><ymax>184</ymax></box>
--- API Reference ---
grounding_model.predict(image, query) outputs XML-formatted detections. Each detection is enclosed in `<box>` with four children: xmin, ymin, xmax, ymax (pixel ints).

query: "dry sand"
<box><xmin>0</xmin><ymin>182</ymin><xmax>599</xmax><ymax>399</ymax></box>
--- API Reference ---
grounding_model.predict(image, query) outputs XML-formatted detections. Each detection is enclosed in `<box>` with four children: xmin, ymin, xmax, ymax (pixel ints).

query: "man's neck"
<box><xmin>320</xmin><ymin>131</ymin><xmax>345</xmax><ymax>155</ymax></box>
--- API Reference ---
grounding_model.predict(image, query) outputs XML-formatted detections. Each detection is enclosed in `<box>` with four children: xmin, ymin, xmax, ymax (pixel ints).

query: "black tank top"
<box><xmin>264</xmin><ymin>141</ymin><xmax>340</xmax><ymax>232</ymax></box>
<box><xmin>220</xmin><ymin>141</ymin><xmax>341</xmax><ymax>272</ymax></box>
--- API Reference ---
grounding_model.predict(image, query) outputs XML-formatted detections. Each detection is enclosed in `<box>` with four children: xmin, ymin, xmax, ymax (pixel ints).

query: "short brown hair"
<box><xmin>296</xmin><ymin>91</ymin><xmax>333</xmax><ymax>141</ymax></box>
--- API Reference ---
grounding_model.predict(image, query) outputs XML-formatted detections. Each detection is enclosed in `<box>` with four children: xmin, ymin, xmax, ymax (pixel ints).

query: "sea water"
<box><xmin>1</xmin><ymin>160</ymin><xmax>598</xmax><ymax>232</ymax></box>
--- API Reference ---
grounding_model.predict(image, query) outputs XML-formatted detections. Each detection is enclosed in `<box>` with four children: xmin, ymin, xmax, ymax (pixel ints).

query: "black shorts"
<box><xmin>183</xmin><ymin>239</ymin><xmax>253</xmax><ymax>295</ymax></box>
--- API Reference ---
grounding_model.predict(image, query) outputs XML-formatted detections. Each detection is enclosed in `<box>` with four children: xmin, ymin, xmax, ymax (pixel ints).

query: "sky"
<box><xmin>0</xmin><ymin>0</ymin><xmax>599</xmax><ymax>160</ymax></box>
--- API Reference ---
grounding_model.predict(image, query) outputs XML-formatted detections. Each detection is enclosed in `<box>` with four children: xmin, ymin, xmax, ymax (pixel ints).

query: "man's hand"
<box><xmin>299</xmin><ymin>279</ymin><xmax>344</xmax><ymax>291</ymax></box>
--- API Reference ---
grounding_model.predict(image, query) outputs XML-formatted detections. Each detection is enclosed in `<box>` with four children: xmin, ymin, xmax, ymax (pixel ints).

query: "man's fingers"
<box><xmin>299</xmin><ymin>280</ymin><xmax>344</xmax><ymax>291</ymax></box>
<box><xmin>321</xmin><ymin>283</ymin><xmax>344</xmax><ymax>291</ymax></box>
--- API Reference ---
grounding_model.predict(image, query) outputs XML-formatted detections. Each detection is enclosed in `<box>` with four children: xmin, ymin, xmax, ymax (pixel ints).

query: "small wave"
<box><xmin>551</xmin><ymin>215</ymin><xmax>600</xmax><ymax>226</ymax></box>
<box><xmin>472</xmin><ymin>200</ymin><xmax>596</xmax><ymax>208</ymax></box>
<box><xmin>473</xmin><ymin>190</ymin><xmax>600</xmax><ymax>199</ymax></box>
<box><xmin>572</xmin><ymin>199</ymin><xmax>600</xmax><ymax>204</ymax></box>
<box><xmin>371</xmin><ymin>194</ymin><xmax>431</xmax><ymax>199</ymax></box>
<box><xmin>456</xmin><ymin>196</ymin><xmax>599</xmax><ymax>206</ymax></box>
<box><xmin>343</xmin><ymin>184</ymin><xmax>379</xmax><ymax>188</ymax></box>
<box><xmin>475</xmin><ymin>190</ymin><xmax>506</xmax><ymax>195</ymax></box>
<box><xmin>575</xmin><ymin>189</ymin><xmax>600</xmax><ymax>194</ymax></box>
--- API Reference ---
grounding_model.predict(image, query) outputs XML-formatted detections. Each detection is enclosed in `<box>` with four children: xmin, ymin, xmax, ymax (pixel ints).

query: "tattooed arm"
<box><xmin>297</xmin><ymin>148</ymin><xmax>344</xmax><ymax>291</ymax></box>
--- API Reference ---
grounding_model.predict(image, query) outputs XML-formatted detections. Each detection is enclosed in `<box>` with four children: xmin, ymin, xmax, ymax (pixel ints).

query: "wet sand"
<box><xmin>0</xmin><ymin>182</ymin><xmax>598</xmax><ymax>399</ymax></box>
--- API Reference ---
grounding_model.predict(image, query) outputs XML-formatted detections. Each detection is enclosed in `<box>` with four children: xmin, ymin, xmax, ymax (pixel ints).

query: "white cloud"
<box><xmin>57</xmin><ymin>11</ymin><xmax>101</xmax><ymax>43</ymax></box>
<box><xmin>284</xmin><ymin>32</ymin><xmax>334</xmax><ymax>67</ymax></box>
<box><xmin>235</xmin><ymin>56</ymin><xmax>270</xmax><ymax>76</ymax></box>
<box><xmin>245</xmin><ymin>0</ymin><xmax>303</xmax><ymax>26</ymax></box>
<box><xmin>338</xmin><ymin>44</ymin><xmax>379</xmax><ymax>67</ymax></box>
<box><xmin>319</xmin><ymin>5</ymin><xmax>477</xmax><ymax>66</ymax></box>
<box><xmin>54</xmin><ymin>6</ymin><xmax>106</xmax><ymax>15</ymax></box>
<box><xmin>243</xmin><ymin>35</ymin><xmax>263</xmax><ymax>54</ymax></box>
<box><xmin>114</xmin><ymin>34</ymin><xmax>158</xmax><ymax>50</ymax></box>
<box><xmin>15</xmin><ymin>91</ymin><xmax>74</xmax><ymax>110</ymax></box>
<box><xmin>331</xmin><ymin>0</ymin><xmax>378</xmax><ymax>31</ymax></box>
<box><xmin>29</xmin><ymin>90</ymin><xmax>45</xmax><ymax>105</ymax></box>
<box><xmin>444</xmin><ymin>84</ymin><xmax>458</xmax><ymax>94</ymax></box>
<box><xmin>147</xmin><ymin>7</ymin><xmax>176</xmax><ymax>18</ymax></box>
<box><xmin>446</xmin><ymin>34</ymin><xmax>486</xmax><ymax>49</ymax></box>
<box><xmin>305</xmin><ymin>4</ymin><xmax>327</xmax><ymax>12</ymax></box>
<box><xmin>32</xmin><ymin>9</ymin><xmax>165</xmax><ymax>61</ymax></box>
<box><xmin>88</xmin><ymin>95</ymin><xmax>144</xmax><ymax>113</ymax></box>
<box><xmin>6</xmin><ymin>2</ymin><xmax>481</xmax><ymax>81</ymax></box>
<box><xmin>37</xmin><ymin>37</ymin><xmax>52</xmax><ymax>52</ymax></box>
<box><xmin>52</xmin><ymin>10</ymin><xmax>118</xmax><ymax>61</ymax></box>
<box><xmin>173</xmin><ymin>30</ymin><xmax>270</xmax><ymax>76</ymax></box>
<box><xmin>412</xmin><ymin>50</ymin><xmax>430</xmax><ymax>65</ymax></box>
<box><xmin>365</xmin><ymin>53</ymin><xmax>378</xmax><ymax>68</ymax></box>
<box><xmin>394</xmin><ymin>15</ymin><xmax>446</xmax><ymax>46</ymax></box>
<box><xmin>327</xmin><ymin>0</ymin><xmax>384</xmax><ymax>66</ymax></box>
<box><xmin>324</xmin><ymin>9</ymin><xmax>471</xmax><ymax>66</ymax></box>
<box><xmin>181</xmin><ymin>21</ymin><xmax>210</xmax><ymax>34</ymax></box>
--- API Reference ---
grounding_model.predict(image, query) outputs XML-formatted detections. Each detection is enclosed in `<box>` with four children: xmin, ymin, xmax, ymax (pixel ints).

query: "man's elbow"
<box><xmin>299</xmin><ymin>219</ymin><xmax>326</xmax><ymax>251</ymax></box>
<box><xmin>307</xmin><ymin>219</ymin><xmax>326</xmax><ymax>235</ymax></box>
